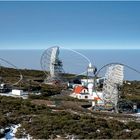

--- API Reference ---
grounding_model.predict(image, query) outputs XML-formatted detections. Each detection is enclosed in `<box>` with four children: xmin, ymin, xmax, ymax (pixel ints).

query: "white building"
<box><xmin>12</xmin><ymin>89</ymin><xmax>24</xmax><ymax>96</ymax></box>
<box><xmin>81</xmin><ymin>79</ymin><xmax>94</xmax><ymax>86</ymax></box>
<box><xmin>71</xmin><ymin>84</ymin><xmax>104</xmax><ymax>106</ymax></box>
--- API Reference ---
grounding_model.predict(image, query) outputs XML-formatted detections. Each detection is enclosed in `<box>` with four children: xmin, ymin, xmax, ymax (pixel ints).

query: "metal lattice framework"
<box><xmin>0</xmin><ymin>57</ymin><xmax>23</xmax><ymax>86</ymax></box>
<box><xmin>94</xmin><ymin>62</ymin><xmax>140</xmax><ymax>112</ymax></box>
<box><xmin>40</xmin><ymin>46</ymin><xmax>64</xmax><ymax>82</ymax></box>
<box><xmin>102</xmin><ymin>64</ymin><xmax>124</xmax><ymax>110</ymax></box>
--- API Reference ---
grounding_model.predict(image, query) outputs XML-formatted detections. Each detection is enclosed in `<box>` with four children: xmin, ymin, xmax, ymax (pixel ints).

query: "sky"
<box><xmin>0</xmin><ymin>1</ymin><xmax>140</xmax><ymax>50</ymax></box>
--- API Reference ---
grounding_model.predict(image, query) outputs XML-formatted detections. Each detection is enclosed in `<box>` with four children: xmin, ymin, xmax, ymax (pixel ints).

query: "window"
<box><xmin>83</xmin><ymin>89</ymin><xmax>86</xmax><ymax>93</ymax></box>
<box><xmin>85</xmin><ymin>96</ymin><xmax>88</xmax><ymax>99</ymax></box>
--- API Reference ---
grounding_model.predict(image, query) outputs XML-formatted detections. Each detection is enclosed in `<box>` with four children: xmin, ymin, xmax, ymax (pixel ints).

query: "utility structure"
<box><xmin>40</xmin><ymin>46</ymin><xmax>64</xmax><ymax>84</ymax></box>
<box><xmin>87</xmin><ymin>63</ymin><xmax>97</xmax><ymax>77</ymax></box>
<box><xmin>102</xmin><ymin>64</ymin><xmax>124</xmax><ymax>113</ymax></box>
<box><xmin>86</xmin><ymin>63</ymin><xmax>97</xmax><ymax>86</ymax></box>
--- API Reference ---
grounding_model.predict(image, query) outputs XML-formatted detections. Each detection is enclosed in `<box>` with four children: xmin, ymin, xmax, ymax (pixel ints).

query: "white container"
<box><xmin>12</xmin><ymin>89</ymin><xmax>23</xmax><ymax>96</ymax></box>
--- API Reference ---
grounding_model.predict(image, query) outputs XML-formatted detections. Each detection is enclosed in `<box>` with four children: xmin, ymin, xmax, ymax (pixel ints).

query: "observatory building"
<box><xmin>71</xmin><ymin>83</ymin><xmax>104</xmax><ymax>106</ymax></box>
<box><xmin>70</xmin><ymin>64</ymin><xmax>124</xmax><ymax>112</ymax></box>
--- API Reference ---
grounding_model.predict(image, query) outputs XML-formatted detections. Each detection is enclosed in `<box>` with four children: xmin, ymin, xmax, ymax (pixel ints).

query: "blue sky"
<box><xmin>0</xmin><ymin>1</ymin><xmax>140</xmax><ymax>50</ymax></box>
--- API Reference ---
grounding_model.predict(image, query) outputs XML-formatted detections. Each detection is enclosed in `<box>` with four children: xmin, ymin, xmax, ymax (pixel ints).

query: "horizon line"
<box><xmin>0</xmin><ymin>48</ymin><xmax>140</xmax><ymax>50</ymax></box>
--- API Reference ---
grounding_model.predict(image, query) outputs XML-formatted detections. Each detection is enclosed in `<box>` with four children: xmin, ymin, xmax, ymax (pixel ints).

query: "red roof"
<box><xmin>94</xmin><ymin>97</ymin><xmax>101</xmax><ymax>100</ymax></box>
<box><xmin>74</xmin><ymin>86</ymin><xmax>87</xmax><ymax>94</ymax></box>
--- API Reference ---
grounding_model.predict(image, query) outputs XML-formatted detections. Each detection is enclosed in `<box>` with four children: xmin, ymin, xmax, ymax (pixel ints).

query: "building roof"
<box><xmin>73</xmin><ymin>86</ymin><xmax>87</xmax><ymax>94</ymax></box>
<box><xmin>94</xmin><ymin>97</ymin><xmax>101</xmax><ymax>100</ymax></box>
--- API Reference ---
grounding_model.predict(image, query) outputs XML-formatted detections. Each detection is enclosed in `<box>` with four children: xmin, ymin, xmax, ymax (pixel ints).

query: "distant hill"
<box><xmin>0</xmin><ymin>66</ymin><xmax>140</xmax><ymax>105</ymax></box>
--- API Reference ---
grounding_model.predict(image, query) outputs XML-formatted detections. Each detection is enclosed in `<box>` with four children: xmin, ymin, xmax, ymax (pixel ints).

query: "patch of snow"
<box><xmin>96</xmin><ymin>129</ymin><xmax>100</xmax><ymax>133</ymax></box>
<box><xmin>127</xmin><ymin>82</ymin><xmax>131</xmax><ymax>85</ymax></box>
<box><xmin>3</xmin><ymin>124</ymin><xmax>32</xmax><ymax>140</ymax></box>
<box><xmin>0</xmin><ymin>92</ymin><xmax>28</xmax><ymax>99</ymax></box>
<box><xmin>129</xmin><ymin>109</ymin><xmax>140</xmax><ymax>117</ymax></box>
<box><xmin>66</xmin><ymin>135</ymin><xmax>76</xmax><ymax>140</ymax></box>
<box><xmin>56</xmin><ymin>135</ymin><xmax>61</xmax><ymax>138</ymax></box>
<box><xmin>0</xmin><ymin>128</ymin><xmax>5</xmax><ymax>134</ymax></box>
<box><xmin>130</xmin><ymin>112</ymin><xmax>140</xmax><ymax>117</ymax></box>
<box><xmin>5</xmin><ymin>124</ymin><xmax>21</xmax><ymax>139</ymax></box>
<box><xmin>123</xmin><ymin>129</ymin><xmax>131</xmax><ymax>132</ymax></box>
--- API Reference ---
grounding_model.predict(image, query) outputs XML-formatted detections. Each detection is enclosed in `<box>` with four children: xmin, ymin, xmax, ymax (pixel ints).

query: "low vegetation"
<box><xmin>0</xmin><ymin>67</ymin><xmax>140</xmax><ymax>139</ymax></box>
<box><xmin>0</xmin><ymin>96</ymin><xmax>140</xmax><ymax>139</ymax></box>
<box><xmin>122</xmin><ymin>81</ymin><xmax>140</xmax><ymax>107</ymax></box>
